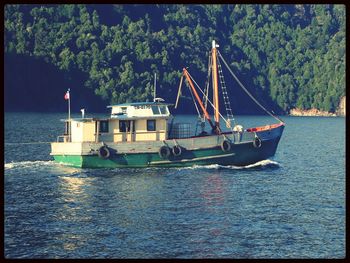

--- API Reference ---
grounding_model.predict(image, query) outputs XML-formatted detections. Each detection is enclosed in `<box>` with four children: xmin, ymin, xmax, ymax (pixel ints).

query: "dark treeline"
<box><xmin>4</xmin><ymin>4</ymin><xmax>345</xmax><ymax>114</ymax></box>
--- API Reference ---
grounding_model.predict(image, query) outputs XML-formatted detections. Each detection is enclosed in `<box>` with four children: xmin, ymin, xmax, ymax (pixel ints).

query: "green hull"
<box><xmin>53</xmin><ymin>137</ymin><xmax>281</xmax><ymax>168</ymax></box>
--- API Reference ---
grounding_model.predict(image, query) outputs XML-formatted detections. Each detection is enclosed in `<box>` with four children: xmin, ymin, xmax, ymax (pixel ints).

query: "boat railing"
<box><xmin>245</xmin><ymin>122</ymin><xmax>284</xmax><ymax>132</ymax></box>
<box><xmin>56</xmin><ymin>130</ymin><xmax>167</xmax><ymax>143</ymax></box>
<box><xmin>96</xmin><ymin>130</ymin><xmax>167</xmax><ymax>136</ymax></box>
<box><xmin>95</xmin><ymin>130</ymin><xmax>168</xmax><ymax>142</ymax></box>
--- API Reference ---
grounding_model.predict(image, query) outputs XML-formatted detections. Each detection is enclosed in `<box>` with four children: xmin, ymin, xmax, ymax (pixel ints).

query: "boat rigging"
<box><xmin>176</xmin><ymin>40</ymin><xmax>283</xmax><ymax>136</ymax></box>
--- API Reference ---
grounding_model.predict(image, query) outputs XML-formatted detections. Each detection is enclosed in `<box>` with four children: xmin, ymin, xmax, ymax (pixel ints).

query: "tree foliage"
<box><xmin>4</xmin><ymin>4</ymin><xmax>345</xmax><ymax>113</ymax></box>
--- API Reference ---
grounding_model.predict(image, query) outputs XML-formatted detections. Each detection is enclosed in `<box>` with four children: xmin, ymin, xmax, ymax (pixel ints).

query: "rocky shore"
<box><xmin>289</xmin><ymin>108</ymin><xmax>337</xmax><ymax>117</ymax></box>
<box><xmin>289</xmin><ymin>96</ymin><xmax>346</xmax><ymax>117</ymax></box>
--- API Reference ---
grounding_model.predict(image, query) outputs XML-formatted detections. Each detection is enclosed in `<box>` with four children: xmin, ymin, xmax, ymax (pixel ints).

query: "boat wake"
<box><xmin>5</xmin><ymin>159</ymin><xmax>280</xmax><ymax>172</ymax></box>
<box><xmin>4</xmin><ymin>160</ymin><xmax>56</xmax><ymax>170</ymax></box>
<box><xmin>179</xmin><ymin>159</ymin><xmax>280</xmax><ymax>170</ymax></box>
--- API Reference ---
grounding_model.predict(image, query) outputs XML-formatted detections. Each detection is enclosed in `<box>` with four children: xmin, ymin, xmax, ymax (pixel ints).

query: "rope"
<box><xmin>217</xmin><ymin>57</ymin><xmax>235</xmax><ymax>121</ymax></box>
<box><xmin>203</xmin><ymin>52</ymin><xmax>212</xmax><ymax>111</ymax></box>
<box><xmin>187</xmin><ymin>81</ymin><xmax>201</xmax><ymax>118</ymax></box>
<box><xmin>217</xmin><ymin>50</ymin><xmax>281</xmax><ymax>123</ymax></box>
<box><xmin>187</xmin><ymin>71</ymin><xmax>232</xmax><ymax>128</ymax></box>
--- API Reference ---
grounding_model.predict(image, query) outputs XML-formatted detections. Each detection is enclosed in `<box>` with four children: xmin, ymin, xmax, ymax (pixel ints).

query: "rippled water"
<box><xmin>4</xmin><ymin>113</ymin><xmax>345</xmax><ymax>258</ymax></box>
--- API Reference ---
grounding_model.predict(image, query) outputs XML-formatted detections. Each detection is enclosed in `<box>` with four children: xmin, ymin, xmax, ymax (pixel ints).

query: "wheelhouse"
<box><xmin>58</xmin><ymin>102</ymin><xmax>172</xmax><ymax>143</ymax></box>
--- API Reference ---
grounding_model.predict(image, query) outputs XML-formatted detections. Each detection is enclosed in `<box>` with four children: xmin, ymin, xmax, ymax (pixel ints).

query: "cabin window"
<box><xmin>159</xmin><ymin>106</ymin><xmax>167</xmax><ymax>114</ymax></box>
<box><xmin>119</xmin><ymin>120</ymin><xmax>135</xmax><ymax>132</ymax></box>
<box><xmin>147</xmin><ymin>120</ymin><xmax>156</xmax><ymax>131</ymax></box>
<box><xmin>99</xmin><ymin>120</ymin><xmax>109</xmax><ymax>133</ymax></box>
<box><xmin>64</xmin><ymin>121</ymin><xmax>70</xmax><ymax>135</ymax></box>
<box><xmin>120</xmin><ymin>120</ymin><xmax>127</xmax><ymax>132</ymax></box>
<box><xmin>121</xmin><ymin>107</ymin><xmax>127</xmax><ymax>114</ymax></box>
<box><xmin>151</xmin><ymin>106</ymin><xmax>160</xmax><ymax>115</ymax></box>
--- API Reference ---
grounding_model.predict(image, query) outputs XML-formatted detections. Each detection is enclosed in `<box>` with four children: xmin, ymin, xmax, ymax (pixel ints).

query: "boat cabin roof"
<box><xmin>107</xmin><ymin>101</ymin><xmax>172</xmax><ymax>108</ymax></box>
<box><xmin>60</xmin><ymin>101</ymin><xmax>172</xmax><ymax>122</ymax></box>
<box><xmin>60</xmin><ymin>118</ymin><xmax>110</xmax><ymax>122</ymax></box>
<box><xmin>60</xmin><ymin>115</ymin><xmax>169</xmax><ymax>122</ymax></box>
<box><xmin>108</xmin><ymin>101</ymin><xmax>172</xmax><ymax>119</ymax></box>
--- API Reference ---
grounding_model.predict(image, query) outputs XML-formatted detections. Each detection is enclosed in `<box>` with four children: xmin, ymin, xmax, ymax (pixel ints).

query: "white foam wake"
<box><xmin>229</xmin><ymin>159</ymin><xmax>280</xmax><ymax>169</ymax></box>
<box><xmin>4</xmin><ymin>160</ymin><xmax>56</xmax><ymax>170</ymax></box>
<box><xmin>178</xmin><ymin>159</ymin><xmax>280</xmax><ymax>170</ymax></box>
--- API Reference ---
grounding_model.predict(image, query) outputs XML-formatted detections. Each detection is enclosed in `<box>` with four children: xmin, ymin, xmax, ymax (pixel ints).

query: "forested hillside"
<box><xmin>4</xmin><ymin>4</ymin><xmax>345</xmax><ymax>114</ymax></box>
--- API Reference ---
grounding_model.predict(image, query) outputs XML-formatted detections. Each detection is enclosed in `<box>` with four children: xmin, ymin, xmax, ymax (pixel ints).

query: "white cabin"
<box><xmin>60</xmin><ymin>102</ymin><xmax>172</xmax><ymax>143</ymax></box>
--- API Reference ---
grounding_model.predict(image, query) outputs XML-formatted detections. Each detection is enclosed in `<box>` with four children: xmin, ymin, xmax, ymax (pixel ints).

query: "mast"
<box><xmin>211</xmin><ymin>40</ymin><xmax>220</xmax><ymax>130</ymax></box>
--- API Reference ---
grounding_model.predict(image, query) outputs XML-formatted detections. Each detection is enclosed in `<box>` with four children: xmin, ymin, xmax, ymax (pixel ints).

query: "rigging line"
<box><xmin>187</xmin><ymin>71</ymin><xmax>228</xmax><ymax>125</ymax></box>
<box><xmin>186</xmin><ymin>79</ymin><xmax>201</xmax><ymax>118</ymax></box>
<box><xmin>187</xmin><ymin>71</ymin><xmax>231</xmax><ymax>128</ymax></box>
<box><xmin>217</xmin><ymin>50</ymin><xmax>281</xmax><ymax>122</ymax></box>
<box><xmin>217</xmin><ymin>57</ymin><xmax>234</xmax><ymax>119</ymax></box>
<box><xmin>203</xmin><ymin>52</ymin><xmax>212</xmax><ymax>111</ymax></box>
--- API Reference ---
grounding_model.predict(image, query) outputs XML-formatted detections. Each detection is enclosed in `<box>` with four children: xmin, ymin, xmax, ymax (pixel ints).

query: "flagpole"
<box><xmin>67</xmin><ymin>89</ymin><xmax>71</xmax><ymax>142</ymax></box>
<box><xmin>68</xmin><ymin>89</ymin><xmax>71</xmax><ymax>120</ymax></box>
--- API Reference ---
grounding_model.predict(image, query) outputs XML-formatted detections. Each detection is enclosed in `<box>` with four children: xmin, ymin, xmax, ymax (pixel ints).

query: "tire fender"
<box><xmin>98</xmin><ymin>146</ymin><xmax>110</xmax><ymax>159</ymax></box>
<box><xmin>159</xmin><ymin>146</ymin><xmax>171</xmax><ymax>159</ymax></box>
<box><xmin>172</xmin><ymin>145</ymin><xmax>182</xmax><ymax>156</ymax></box>
<box><xmin>221</xmin><ymin>140</ymin><xmax>231</xmax><ymax>152</ymax></box>
<box><xmin>253</xmin><ymin>136</ymin><xmax>262</xmax><ymax>148</ymax></box>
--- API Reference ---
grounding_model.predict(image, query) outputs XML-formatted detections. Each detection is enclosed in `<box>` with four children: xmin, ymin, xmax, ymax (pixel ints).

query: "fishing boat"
<box><xmin>50</xmin><ymin>40</ymin><xmax>285</xmax><ymax>168</ymax></box>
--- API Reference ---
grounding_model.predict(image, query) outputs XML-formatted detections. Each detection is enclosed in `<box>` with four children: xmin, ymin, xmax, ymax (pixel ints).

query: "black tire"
<box><xmin>172</xmin><ymin>145</ymin><xmax>182</xmax><ymax>156</ymax></box>
<box><xmin>253</xmin><ymin>137</ymin><xmax>262</xmax><ymax>148</ymax></box>
<box><xmin>159</xmin><ymin>146</ymin><xmax>170</xmax><ymax>159</ymax></box>
<box><xmin>98</xmin><ymin>146</ymin><xmax>110</xmax><ymax>159</ymax></box>
<box><xmin>221</xmin><ymin>140</ymin><xmax>231</xmax><ymax>152</ymax></box>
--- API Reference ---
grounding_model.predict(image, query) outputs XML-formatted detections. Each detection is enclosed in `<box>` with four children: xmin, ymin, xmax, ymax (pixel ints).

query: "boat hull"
<box><xmin>52</xmin><ymin>124</ymin><xmax>284</xmax><ymax>168</ymax></box>
<box><xmin>53</xmin><ymin>140</ymin><xmax>279</xmax><ymax>168</ymax></box>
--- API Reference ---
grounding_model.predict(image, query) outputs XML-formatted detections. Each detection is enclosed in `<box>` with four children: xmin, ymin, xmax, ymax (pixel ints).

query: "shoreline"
<box><xmin>289</xmin><ymin>108</ymin><xmax>344</xmax><ymax>117</ymax></box>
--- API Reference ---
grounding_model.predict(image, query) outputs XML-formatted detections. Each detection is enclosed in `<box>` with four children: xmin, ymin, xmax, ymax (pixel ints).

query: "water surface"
<box><xmin>4</xmin><ymin>113</ymin><xmax>345</xmax><ymax>258</ymax></box>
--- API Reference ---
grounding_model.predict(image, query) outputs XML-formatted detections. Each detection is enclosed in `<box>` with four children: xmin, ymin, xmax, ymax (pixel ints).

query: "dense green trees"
<box><xmin>4</xmin><ymin>4</ymin><xmax>345</xmax><ymax>113</ymax></box>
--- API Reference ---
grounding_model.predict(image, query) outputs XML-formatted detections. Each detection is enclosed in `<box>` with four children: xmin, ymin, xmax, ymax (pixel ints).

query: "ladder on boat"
<box><xmin>217</xmin><ymin>58</ymin><xmax>234</xmax><ymax>121</ymax></box>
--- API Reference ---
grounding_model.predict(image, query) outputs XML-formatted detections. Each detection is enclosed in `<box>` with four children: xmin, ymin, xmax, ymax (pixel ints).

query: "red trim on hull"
<box><xmin>245</xmin><ymin>122</ymin><xmax>285</xmax><ymax>132</ymax></box>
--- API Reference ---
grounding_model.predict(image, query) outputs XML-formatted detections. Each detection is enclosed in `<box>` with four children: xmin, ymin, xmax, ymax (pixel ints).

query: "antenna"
<box><xmin>153</xmin><ymin>72</ymin><xmax>165</xmax><ymax>102</ymax></box>
<box><xmin>153</xmin><ymin>73</ymin><xmax>156</xmax><ymax>102</ymax></box>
